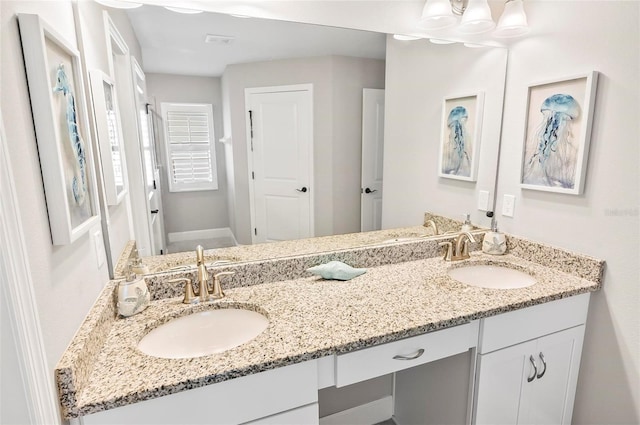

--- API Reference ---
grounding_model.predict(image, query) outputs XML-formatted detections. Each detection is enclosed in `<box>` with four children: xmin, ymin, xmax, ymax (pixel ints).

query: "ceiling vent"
<box><xmin>204</xmin><ymin>34</ymin><xmax>235</xmax><ymax>44</ymax></box>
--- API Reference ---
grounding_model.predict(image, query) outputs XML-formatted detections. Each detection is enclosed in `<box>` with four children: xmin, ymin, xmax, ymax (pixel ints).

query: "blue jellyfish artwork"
<box><xmin>442</xmin><ymin>105</ymin><xmax>471</xmax><ymax>177</ymax></box>
<box><xmin>53</xmin><ymin>64</ymin><xmax>87</xmax><ymax>206</ymax></box>
<box><xmin>523</xmin><ymin>93</ymin><xmax>581</xmax><ymax>189</ymax></box>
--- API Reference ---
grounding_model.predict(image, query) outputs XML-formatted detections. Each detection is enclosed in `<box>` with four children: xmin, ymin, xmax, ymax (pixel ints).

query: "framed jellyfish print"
<box><xmin>438</xmin><ymin>92</ymin><xmax>485</xmax><ymax>182</ymax></box>
<box><xmin>18</xmin><ymin>14</ymin><xmax>101</xmax><ymax>245</ymax></box>
<box><xmin>520</xmin><ymin>72</ymin><xmax>599</xmax><ymax>195</ymax></box>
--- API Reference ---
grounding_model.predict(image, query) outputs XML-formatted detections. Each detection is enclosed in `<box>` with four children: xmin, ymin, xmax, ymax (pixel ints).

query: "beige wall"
<box><xmin>222</xmin><ymin>55</ymin><xmax>385</xmax><ymax>244</ymax></box>
<box><xmin>145</xmin><ymin>73</ymin><xmax>229</xmax><ymax>236</ymax></box>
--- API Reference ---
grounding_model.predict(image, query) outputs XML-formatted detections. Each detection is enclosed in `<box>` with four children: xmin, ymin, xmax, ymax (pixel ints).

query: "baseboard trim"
<box><xmin>168</xmin><ymin>227</ymin><xmax>236</xmax><ymax>244</ymax></box>
<box><xmin>319</xmin><ymin>396</ymin><xmax>393</xmax><ymax>425</ymax></box>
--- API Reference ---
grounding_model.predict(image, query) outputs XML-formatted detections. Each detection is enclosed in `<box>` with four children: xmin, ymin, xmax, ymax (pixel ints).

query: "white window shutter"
<box><xmin>161</xmin><ymin>103</ymin><xmax>218</xmax><ymax>192</ymax></box>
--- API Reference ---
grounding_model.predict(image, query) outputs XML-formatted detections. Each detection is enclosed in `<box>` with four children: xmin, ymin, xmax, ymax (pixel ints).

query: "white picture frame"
<box><xmin>18</xmin><ymin>13</ymin><xmax>100</xmax><ymax>245</ymax></box>
<box><xmin>520</xmin><ymin>72</ymin><xmax>599</xmax><ymax>195</ymax></box>
<box><xmin>438</xmin><ymin>92</ymin><xmax>484</xmax><ymax>182</ymax></box>
<box><xmin>89</xmin><ymin>69</ymin><xmax>128</xmax><ymax>205</ymax></box>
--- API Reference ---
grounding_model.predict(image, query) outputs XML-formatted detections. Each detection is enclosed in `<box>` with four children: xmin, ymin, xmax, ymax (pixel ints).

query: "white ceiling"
<box><xmin>126</xmin><ymin>5</ymin><xmax>387</xmax><ymax>77</ymax></box>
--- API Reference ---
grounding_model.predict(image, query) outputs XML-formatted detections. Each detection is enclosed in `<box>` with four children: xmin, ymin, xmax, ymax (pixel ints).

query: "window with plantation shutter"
<box><xmin>161</xmin><ymin>103</ymin><xmax>218</xmax><ymax>192</ymax></box>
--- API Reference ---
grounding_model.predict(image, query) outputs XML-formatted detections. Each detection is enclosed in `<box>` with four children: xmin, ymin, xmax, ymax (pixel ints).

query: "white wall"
<box><xmin>493</xmin><ymin>2</ymin><xmax>639</xmax><ymax>422</ymax></box>
<box><xmin>382</xmin><ymin>38</ymin><xmax>507</xmax><ymax>229</ymax></box>
<box><xmin>145</xmin><ymin>73</ymin><xmax>230</xmax><ymax>236</ymax></box>
<box><xmin>75</xmin><ymin>2</ymin><xmax>141</xmax><ymax>268</ymax></box>
<box><xmin>222</xmin><ymin>55</ymin><xmax>384</xmax><ymax>244</ymax></box>
<box><xmin>1</xmin><ymin>0</ymin><xmax>110</xmax><ymax>399</ymax></box>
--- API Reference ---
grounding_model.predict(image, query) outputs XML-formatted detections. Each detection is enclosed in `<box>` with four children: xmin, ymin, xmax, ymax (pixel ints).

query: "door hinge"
<box><xmin>254</xmin><ymin>228</ymin><xmax>257</xmax><ymax>236</ymax></box>
<box><xmin>145</xmin><ymin>102</ymin><xmax>151</xmax><ymax>115</ymax></box>
<box><xmin>252</xmin><ymin>171</ymin><xmax>255</xmax><ymax>180</ymax></box>
<box><xmin>153</xmin><ymin>179</ymin><xmax>157</xmax><ymax>190</ymax></box>
<box><xmin>248</xmin><ymin>110</ymin><xmax>254</xmax><ymax>151</ymax></box>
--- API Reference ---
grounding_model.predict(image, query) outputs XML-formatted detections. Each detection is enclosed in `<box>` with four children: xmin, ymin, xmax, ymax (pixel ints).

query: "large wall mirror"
<box><xmin>118</xmin><ymin>4</ymin><xmax>507</xmax><ymax>268</ymax></box>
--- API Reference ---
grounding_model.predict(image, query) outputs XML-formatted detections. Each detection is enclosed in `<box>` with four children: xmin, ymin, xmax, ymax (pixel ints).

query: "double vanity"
<box><xmin>56</xmin><ymin>223</ymin><xmax>603</xmax><ymax>425</ymax></box>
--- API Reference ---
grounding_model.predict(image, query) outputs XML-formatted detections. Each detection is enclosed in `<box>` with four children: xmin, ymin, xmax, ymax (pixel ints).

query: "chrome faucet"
<box><xmin>424</xmin><ymin>219</ymin><xmax>439</xmax><ymax>236</ymax></box>
<box><xmin>454</xmin><ymin>232</ymin><xmax>476</xmax><ymax>260</ymax></box>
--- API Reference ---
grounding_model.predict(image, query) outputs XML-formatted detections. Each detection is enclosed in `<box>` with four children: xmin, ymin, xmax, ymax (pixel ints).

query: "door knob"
<box><xmin>364</xmin><ymin>187</ymin><xmax>377</xmax><ymax>194</ymax></box>
<box><xmin>296</xmin><ymin>187</ymin><xmax>308</xmax><ymax>193</ymax></box>
<box><xmin>150</xmin><ymin>209</ymin><xmax>159</xmax><ymax>214</ymax></box>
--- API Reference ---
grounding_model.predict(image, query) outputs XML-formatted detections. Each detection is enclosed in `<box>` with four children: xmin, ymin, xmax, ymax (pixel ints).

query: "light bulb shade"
<box><xmin>165</xmin><ymin>6</ymin><xmax>204</xmax><ymax>14</ymax></box>
<box><xmin>458</xmin><ymin>0</ymin><xmax>495</xmax><ymax>34</ymax></box>
<box><xmin>95</xmin><ymin>0</ymin><xmax>142</xmax><ymax>9</ymax></box>
<box><xmin>420</xmin><ymin>0</ymin><xmax>457</xmax><ymax>30</ymax></box>
<box><xmin>494</xmin><ymin>0</ymin><xmax>529</xmax><ymax>38</ymax></box>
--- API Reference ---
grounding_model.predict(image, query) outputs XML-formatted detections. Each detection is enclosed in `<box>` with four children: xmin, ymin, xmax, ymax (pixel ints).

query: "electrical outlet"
<box><xmin>502</xmin><ymin>194</ymin><xmax>516</xmax><ymax>217</ymax></box>
<box><xmin>477</xmin><ymin>190</ymin><xmax>490</xmax><ymax>211</ymax></box>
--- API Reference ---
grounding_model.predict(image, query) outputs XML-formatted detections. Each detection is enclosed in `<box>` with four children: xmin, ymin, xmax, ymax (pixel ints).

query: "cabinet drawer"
<box><xmin>242</xmin><ymin>403</ymin><xmax>319</xmax><ymax>425</ymax></box>
<box><xmin>82</xmin><ymin>360</ymin><xmax>318</xmax><ymax>425</ymax></box>
<box><xmin>478</xmin><ymin>293</ymin><xmax>590</xmax><ymax>354</ymax></box>
<box><xmin>335</xmin><ymin>321</ymin><xmax>478</xmax><ymax>387</ymax></box>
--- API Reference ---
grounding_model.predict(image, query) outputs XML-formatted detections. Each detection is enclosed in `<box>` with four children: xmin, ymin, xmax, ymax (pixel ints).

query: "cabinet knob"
<box><xmin>536</xmin><ymin>352</ymin><xmax>547</xmax><ymax>379</ymax></box>
<box><xmin>527</xmin><ymin>355</ymin><xmax>538</xmax><ymax>382</ymax></box>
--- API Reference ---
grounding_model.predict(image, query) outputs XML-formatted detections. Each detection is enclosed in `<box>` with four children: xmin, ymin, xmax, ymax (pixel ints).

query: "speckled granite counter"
<box><xmin>129</xmin><ymin>213</ymin><xmax>465</xmax><ymax>275</ymax></box>
<box><xmin>56</xmin><ymin>234</ymin><xmax>604</xmax><ymax>418</ymax></box>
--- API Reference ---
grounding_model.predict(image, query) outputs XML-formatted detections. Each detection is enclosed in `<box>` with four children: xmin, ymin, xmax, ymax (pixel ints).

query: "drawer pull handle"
<box><xmin>393</xmin><ymin>348</ymin><xmax>425</xmax><ymax>360</ymax></box>
<box><xmin>527</xmin><ymin>355</ymin><xmax>537</xmax><ymax>382</ymax></box>
<box><xmin>536</xmin><ymin>352</ymin><xmax>547</xmax><ymax>379</ymax></box>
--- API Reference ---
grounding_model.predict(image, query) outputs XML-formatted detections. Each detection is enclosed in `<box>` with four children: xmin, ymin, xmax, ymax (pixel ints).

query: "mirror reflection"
<box><xmin>117</xmin><ymin>5</ymin><xmax>507</xmax><ymax>271</ymax></box>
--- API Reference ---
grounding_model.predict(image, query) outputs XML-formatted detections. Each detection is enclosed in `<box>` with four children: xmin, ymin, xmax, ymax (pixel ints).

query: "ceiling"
<box><xmin>126</xmin><ymin>5</ymin><xmax>387</xmax><ymax>77</ymax></box>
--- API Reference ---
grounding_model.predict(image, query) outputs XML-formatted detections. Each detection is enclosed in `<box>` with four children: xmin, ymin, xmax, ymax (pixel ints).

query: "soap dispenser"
<box><xmin>117</xmin><ymin>263</ymin><xmax>151</xmax><ymax>317</ymax></box>
<box><xmin>130</xmin><ymin>248</ymin><xmax>150</xmax><ymax>275</ymax></box>
<box><xmin>482</xmin><ymin>212</ymin><xmax>507</xmax><ymax>255</ymax></box>
<box><xmin>461</xmin><ymin>213</ymin><xmax>473</xmax><ymax>232</ymax></box>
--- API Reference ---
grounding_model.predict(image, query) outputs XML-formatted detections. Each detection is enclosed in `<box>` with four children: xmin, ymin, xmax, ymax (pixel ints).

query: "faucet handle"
<box><xmin>168</xmin><ymin>278</ymin><xmax>196</xmax><ymax>304</ymax></box>
<box><xmin>439</xmin><ymin>241</ymin><xmax>453</xmax><ymax>261</ymax></box>
<box><xmin>211</xmin><ymin>271</ymin><xmax>234</xmax><ymax>299</ymax></box>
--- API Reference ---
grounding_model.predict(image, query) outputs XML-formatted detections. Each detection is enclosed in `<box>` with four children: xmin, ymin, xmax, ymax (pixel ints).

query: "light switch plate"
<box><xmin>502</xmin><ymin>194</ymin><xmax>516</xmax><ymax>217</ymax></box>
<box><xmin>93</xmin><ymin>230</ymin><xmax>106</xmax><ymax>268</ymax></box>
<box><xmin>477</xmin><ymin>190</ymin><xmax>490</xmax><ymax>211</ymax></box>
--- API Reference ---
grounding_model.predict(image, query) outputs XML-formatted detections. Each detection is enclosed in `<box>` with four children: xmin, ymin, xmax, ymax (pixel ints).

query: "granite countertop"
<box><xmin>62</xmin><ymin>250</ymin><xmax>602</xmax><ymax>418</ymax></box>
<box><xmin>140</xmin><ymin>225</ymin><xmax>445</xmax><ymax>274</ymax></box>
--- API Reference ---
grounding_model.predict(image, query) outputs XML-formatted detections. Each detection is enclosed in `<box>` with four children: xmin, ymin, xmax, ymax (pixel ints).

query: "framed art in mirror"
<box><xmin>438</xmin><ymin>92</ymin><xmax>484</xmax><ymax>182</ymax></box>
<box><xmin>18</xmin><ymin>13</ymin><xmax>100</xmax><ymax>245</ymax></box>
<box><xmin>89</xmin><ymin>69</ymin><xmax>128</xmax><ymax>205</ymax></box>
<box><xmin>520</xmin><ymin>71</ymin><xmax>599</xmax><ymax>195</ymax></box>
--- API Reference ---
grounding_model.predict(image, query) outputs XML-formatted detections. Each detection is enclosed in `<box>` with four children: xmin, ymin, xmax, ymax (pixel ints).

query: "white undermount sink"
<box><xmin>138</xmin><ymin>308</ymin><xmax>269</xmax><ymax>359</ymax></box>
<box><xmin>447</xmin><ymin>263</ymin><xmax>536</xmax><ymax>289</ymax></box>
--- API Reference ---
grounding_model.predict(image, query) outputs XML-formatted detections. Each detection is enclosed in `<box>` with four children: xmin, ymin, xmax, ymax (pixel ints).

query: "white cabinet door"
<box><xmin>474</xmin><ymin>326</ymin><xmax>585</xmax><ymax>425</ymax></box>
<box><xmin>474</xmin><ymin>339</ymin><xmax>537</xmax><ymax>425</ymax></box>
<box><xmin>519</xmin><ymin>326</ymin><xmax>585</xmax><ymax>425</ymax></box>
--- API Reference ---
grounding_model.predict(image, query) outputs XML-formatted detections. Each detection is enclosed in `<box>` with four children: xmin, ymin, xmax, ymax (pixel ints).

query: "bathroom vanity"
<box><xmin>56</xmin><ymin>233</ymin><xmax>603</xmax><ymax>425</ymax></box>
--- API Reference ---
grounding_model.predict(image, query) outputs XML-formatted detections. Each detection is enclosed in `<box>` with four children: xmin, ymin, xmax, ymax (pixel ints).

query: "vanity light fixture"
<box><xmin>493</xmin><ymin>0</ymin><xmax>529</xmax><ymax>37</ymax></box>
<box><xmin>458</xmin><ymin>0</ymin><xmax>495</xmax><ymax>34</ymax></box>
<box><xmin>164</xmin><ymin>6</ymin><xmax>204</xmax><ymax>14</ymax></box>
<box><xmin>420</xmin><ymin>0</ymin><xmax>529</xmax><ymax>39</ymax></box>
<box><xmin>393</xmin><ymin>34</ymin><xmax>422</xmax><ymax>41</ymax></box>
<box><xmin>95</xmin><ymin>0</ymin><xmax>142</xmax><ymax>9</ymax></box>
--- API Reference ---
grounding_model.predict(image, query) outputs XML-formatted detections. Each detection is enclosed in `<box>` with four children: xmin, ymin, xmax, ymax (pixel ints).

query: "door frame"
<box><xmin>244</xmin><ymin>84</ymin><xmax>314</xmax><ymax>244</ymax></box>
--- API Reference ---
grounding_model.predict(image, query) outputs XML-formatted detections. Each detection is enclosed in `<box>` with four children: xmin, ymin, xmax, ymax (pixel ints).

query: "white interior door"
<box><xmin>132</xmin><ymin>59</ymin><xmax>166</xmax><ymax>255</ymax></box>
<box><xmin>361</xmin><ymin>89</ymin><xmax>385</xmax><ymax>232</ymax></box>
<box><xmin>246</xmin><ymin>85</ymin><xmax>313</xmax><ymax>243</ymax></box>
